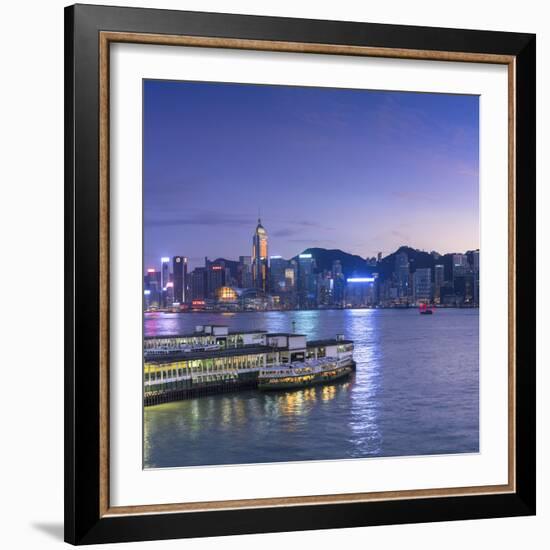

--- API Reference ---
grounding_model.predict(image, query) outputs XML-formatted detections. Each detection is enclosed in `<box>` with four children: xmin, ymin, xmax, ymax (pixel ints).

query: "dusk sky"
<box><xmin>144</xmin><ymin>80</ymin><xmax>479</xmax><ymax>271</ymax></box>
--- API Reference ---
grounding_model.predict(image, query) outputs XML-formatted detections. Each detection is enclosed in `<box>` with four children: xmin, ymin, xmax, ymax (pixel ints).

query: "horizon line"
<box><xmin>144</xmin><ymin>244</ymin><xmax>480</xmax><ymax>271</ymax></box>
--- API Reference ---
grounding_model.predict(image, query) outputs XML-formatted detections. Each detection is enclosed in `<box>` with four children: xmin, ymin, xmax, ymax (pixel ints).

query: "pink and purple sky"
<box><xmin>144</xmin><ymin>80</ymin><xmax>479</xmax><ymax>271</ymax></box>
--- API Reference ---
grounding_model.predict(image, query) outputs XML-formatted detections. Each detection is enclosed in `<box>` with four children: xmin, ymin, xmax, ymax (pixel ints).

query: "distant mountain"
<box><xmin>218</xmin><ymin>246</ymin><xmax>475</xmax><ymax>282</ymax></box>
<box><xmin>295</xmin><ymin>248</ymin><xmax>374</xmax><ymax>278</ymax></box>
<box><xmin>375</xmin><ymin>246</ymin><xmax>482</xmax><ymax>281</ymax></box>
<box><xmin>295</xmin><ymin>245</ymin><xmax>475</xmax><ymax>282</ymax></box>
<box><xmin>377</xmin><ymin>246</ymin><xmax>437</xmax><ymax>279</ymax></box>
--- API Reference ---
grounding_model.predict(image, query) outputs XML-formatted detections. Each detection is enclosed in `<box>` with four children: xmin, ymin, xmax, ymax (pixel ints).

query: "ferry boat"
<box><xmin>258</xmin><ymin>357</ymin><xmax>353</xmax><ymax>391</ymax></box>
<box><xmin>419</xmin><ymin>303</ymin><xmax>434</xmax><ymax>315</ymax></box>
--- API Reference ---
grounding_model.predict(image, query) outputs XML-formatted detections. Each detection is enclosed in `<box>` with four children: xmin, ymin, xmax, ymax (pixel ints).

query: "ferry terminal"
<box><xmin>144</xmin><ymin>324</ymin><xmax>355</xmax><ymax>405</ymax></box>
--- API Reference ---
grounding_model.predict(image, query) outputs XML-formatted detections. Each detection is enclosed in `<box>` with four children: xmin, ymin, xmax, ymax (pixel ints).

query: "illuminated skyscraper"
<box><xmin>172</xmin><ymin>256</ymin><xmax>187</xmax><ymax>303</ymax></box>
<box><xmin>144</xmin><ymin>268</ymin><xmax>161</xmax><ymax>310</ymax></box>
<box><xmin>160</xmin><ymin>257</ymin><xmax>170</xmax><ymax>307</ymax></box>
<box><xmin>269</xmin><ymin>256</ymin><xmax>288</xmax><ymax>293</ymax></box>
<box><xmin>206</xmin><ymin>258</ymin><xmax>227</xmax><ymax>299</ymax></box>
<box><xmin>238</xmin><ymin>256</ymin><xmax>253</xmax><ymax>288</ymax></box>
<box><xmin>345</xmin><ymin>276</ymin><xmax>376</xmax><ymax>307</ymax></box>
<box><xmin>285</xmin><ymin>264</ymin><xmax>296</xmax><ymax>292</ymax></box>
<box><xmin>252</xmin><ymin>218</ymin><xmax>269</xmax><ymax>292</ymax></box>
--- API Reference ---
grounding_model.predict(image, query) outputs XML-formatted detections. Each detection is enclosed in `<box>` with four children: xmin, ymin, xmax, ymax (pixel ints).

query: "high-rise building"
<box><xmin>452</xmin><ymin>253</ymin><xmax>470</xmax><ymax>279</ymax></box>
<box><xmin>440</xmin><ymin>282</ymin><xmax>458</xmax><ymax>306</ymax></box>
<box><xmin>332</xmin><ymin>260</ymin><xmax>346</xmax><ymax>307</ymax></box>
<box><xmin>252</xmin><ymin>218</ymin><xmax>269</xmax><ymax>292</ymax></box>
<box><xmin>172</xmin><ymin>256</ymin><xmax>187</xmax><ymax>304</ymax></box>
<box><xmin>238</xmin><ymin>255</ymin><xmax>253</xmax><ymax>288</ymax></box>
<box><xmin>297</xmin><ymin>253</ymin><xmax>316</xmax><ymax>308</ymax></box>
<box><xmin>190</xmin><ymin>267</ymin><xmax>206</xmax><ymax>301</ymax></box>
<box><xmin>285</xmin><ymin>265</ymin><xmax>296</xmax><ymax>292</ymax></box>
<box><xmin>472</xmin><ymin>250</ymin><xmax>480</xmax><ymax>306</ymax></box>
<box><xmin>452</xmin><ymin>253</ymin><xmax>474</xmax><ymax>304</ymax></box>
<box><xmin>316</xmin><ymin>271</ymin><xmax>334</xmax><ymax>306</ymax></box>
<box><xmin>160</xmin><ymin>257</ymin><xmax>170</xmax><ymax>307</ymax></box>
<box><xmin>144</xmin><ymin>268</ymin><xmax>161</xmax><ymax>309</ymax></box>
<box><xmin>472</xmin><ymin>250</ymin><xmax>480</xmax><ymax>272</ymax></box>
<box><xmin>206</xmin><ymin>259</ymin><xmax>226</xmax><ymax>298</ymax></box>
<box><xmin>413</xmin><ymin>268</ymin><xmax>432</xmax><ymax>304</ymax></box>
<box><xmin>454</xmin><ymin>274</ymin><xmax>475</xmax><ymax>304</ymax></box>
<box><xmin>144</xmin><ymin>289</ymin><xmax>152</xmax><ymax>310</ymax></box>
<box><xmin>345</xmin><ymin>276</ymin><xmax>376</xmax><ymax>307</ymax></box>
<box><xmin>394</xmin><ymin>251</ymin><xmax>410</xmax><ymax>299</ymax></box>
<box><xmin>165</xmin><ymin>280</ymin><xmax>175</xmax><ymax>306</ymax></box>
<box><xmin>269</xmin><ymin>256</ymin><xmax>288</xmax><ymax>294</ymax></box>
<box><xmin>434</xmin><ymin>264</ymin><xmax>445</xmax><ymax>304</ymax></box>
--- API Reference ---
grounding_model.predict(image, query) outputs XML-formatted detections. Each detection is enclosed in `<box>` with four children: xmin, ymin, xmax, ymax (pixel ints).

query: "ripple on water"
<box><xmin>144</xmin><ymin>309</ymin><xmax>479</xmax><ymax>468</ymax></box>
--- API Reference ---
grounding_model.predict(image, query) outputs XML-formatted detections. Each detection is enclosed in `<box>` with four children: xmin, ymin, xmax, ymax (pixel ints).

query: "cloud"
<box><xmin>145</xmin><ymin>211</ymin><xmax>251</xmax><ymax>228</ymax></box>
<box><xmin>272</xmin><ymin>228</ymin><xmax>299</xmax><ymax>238</ymax></box>
<box><xmin>288</xmin><ymin>238</ymin><xmax>335</xmax><ymax>244</ymax></box>
<box><xmin>276</xmin><ymin>219</ymin><xmax>335</xmax><ymax>231</ymax></box>
<box><xmin>295</xmin><ymin>220</ymin><xmax>333</xmax><ymax>229</ymax></box>
<box><xmin>146</xmin><ymin>211</ymin><xmax>336</xmax><ymax>233</ymax></box>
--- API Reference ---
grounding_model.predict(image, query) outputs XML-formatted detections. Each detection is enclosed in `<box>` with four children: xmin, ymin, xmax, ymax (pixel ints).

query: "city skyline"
<box><xmin>142</xmin><ymin>226</ymin><xmax>479</xmax><ymax>275</ymax></box>
<box><xmin>143</xmin><ymin>212</ymin><xmax>479</xmax><ymax>278</ymax></box>
<box><xmin>143</xmin><ymin>214</ymin><xmax>479</xmax><ymax>312</ymax></box>
<box><xmin>144</xmin><ymin>80</ymin><xmax>479</xmax><ymax>271</ymax></box>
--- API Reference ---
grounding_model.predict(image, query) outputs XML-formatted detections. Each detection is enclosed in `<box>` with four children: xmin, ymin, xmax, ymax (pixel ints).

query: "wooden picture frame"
<box><xmin>65</xmin><ymin>3</ymin><xmax>536</xmax><ymax>545</ymax></box>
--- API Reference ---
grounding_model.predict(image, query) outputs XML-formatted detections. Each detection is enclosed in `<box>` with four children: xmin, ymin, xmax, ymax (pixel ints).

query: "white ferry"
<box><xmin>258</xmin><ymin>357</ymin><xmax>353</xmax><ymax>391</ymax></box>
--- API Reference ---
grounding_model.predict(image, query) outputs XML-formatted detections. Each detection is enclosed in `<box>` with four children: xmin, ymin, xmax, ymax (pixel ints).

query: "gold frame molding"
<box><xmin>98</xmin><ymin>31</ymin><xmax>516</xmax><ymax>518</ymax></box>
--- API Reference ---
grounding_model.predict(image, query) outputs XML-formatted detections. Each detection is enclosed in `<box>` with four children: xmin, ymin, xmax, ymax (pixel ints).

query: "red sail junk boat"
<box><xmin>419</xmin><ymin>303</ymin><xmax>435</xmax><ymax>315</ymax></box>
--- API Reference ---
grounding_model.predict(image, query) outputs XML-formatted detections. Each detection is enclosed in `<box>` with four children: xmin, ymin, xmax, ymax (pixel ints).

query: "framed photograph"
<box><xmin>65</xmin><ymin>4</ymin><xmax>536</xmax><ymax>545</ymax></box>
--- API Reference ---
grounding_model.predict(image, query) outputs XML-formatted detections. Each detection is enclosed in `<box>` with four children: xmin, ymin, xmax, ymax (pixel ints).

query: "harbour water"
<box><xmin>144</xmin><ymin>308</ymin><xmax>479</xmax><ymax>468</ymax></box>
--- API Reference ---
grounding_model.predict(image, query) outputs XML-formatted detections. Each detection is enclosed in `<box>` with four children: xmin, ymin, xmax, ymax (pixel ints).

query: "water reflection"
<box><xmin>144</xmin><ymin>309</ymin><xmax>479</xmax><ymax>468</ymax></box>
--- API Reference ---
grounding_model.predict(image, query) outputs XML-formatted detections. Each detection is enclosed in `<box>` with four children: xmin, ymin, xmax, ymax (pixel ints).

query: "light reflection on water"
<box><xmin>144</xmin><ymin>309</ymin><xmax>479</xmax><ymax>468</ymax></box>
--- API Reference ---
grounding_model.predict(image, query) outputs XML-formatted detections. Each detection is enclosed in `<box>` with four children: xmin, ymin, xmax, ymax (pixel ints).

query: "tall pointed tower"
<box><xmin>252</xmin><ymin>218</ymin><xmax>269</xmax><ymax>292</ymax></box>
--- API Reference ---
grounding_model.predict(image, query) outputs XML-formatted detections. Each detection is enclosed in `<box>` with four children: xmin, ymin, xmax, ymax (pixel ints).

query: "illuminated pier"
<box><xmin>144</xmin><ymin>325</ymin><xmax>354</xmax><ymax>405</ymax></box>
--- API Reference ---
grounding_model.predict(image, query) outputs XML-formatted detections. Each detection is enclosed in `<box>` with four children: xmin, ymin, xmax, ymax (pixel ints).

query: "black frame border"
<box><xmin>65</xmin><ymin>3</ymin><xmax>536</xmax><ymax>545</ymax></box>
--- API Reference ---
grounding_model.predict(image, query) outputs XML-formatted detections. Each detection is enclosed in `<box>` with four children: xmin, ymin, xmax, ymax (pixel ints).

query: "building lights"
<box><xmin>347</xmin><ymin>277</ymin><xmax>375</xmax><ymax>283</ymax></box>
<box><xmin>299</xmin><ymin>253</ymin><xmax>312</xmax><ymax>259</ymax></box>
<box><xmin>161</xmin><ymin>257</ymin><xmax>170</xmax><ymax>263</ymax></box>
<box><xmin>216</xmin><ymin>286</ymin><xmax>238</xmax><ymax>302</ymax></box>
<box><xmin>144</xmin><ymin>289</ymin><xmax>151</xmax><ymax>295</ymax></box>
